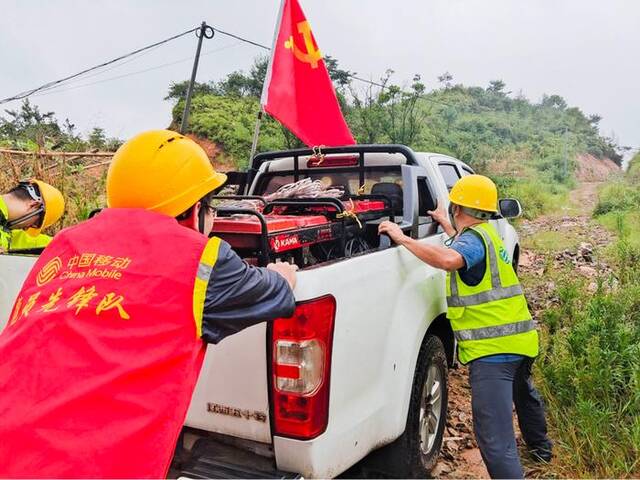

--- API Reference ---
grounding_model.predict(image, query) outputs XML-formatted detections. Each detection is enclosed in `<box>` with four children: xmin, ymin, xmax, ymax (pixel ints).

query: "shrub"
<box><xmin>537</xmin><ymin>218</ymin><xmax>640</xmax><ymax>477</ymax></box>
<box><xmin>495</xmin><ymin>176</ymin><xmax>569</xmax><ymax>219</ymax></box>
<box><xmin>594</xmin><ymin>181</ymin><xmax>640</xmax><ymax>216</ymax></box>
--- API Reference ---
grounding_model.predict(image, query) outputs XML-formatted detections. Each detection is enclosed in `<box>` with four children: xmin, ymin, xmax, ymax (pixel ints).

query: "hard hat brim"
<box><xmin>448</xmin><ymin>194</ymin><xmax>498</xmax><ymax>213</ymax></box>
<box><xmin>25</xmin><ymin>179</ymin><xmax>65</xmax><ymax>237</ymax></box>
<box><xmin>148</xmin><ymin>172</ymin><xmax>228</xmax><ymax>217</ymax></box>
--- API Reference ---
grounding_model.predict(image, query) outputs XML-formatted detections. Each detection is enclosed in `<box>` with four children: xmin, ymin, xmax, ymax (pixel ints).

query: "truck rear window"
<box><xmin>255</xmin><ymin>168</ymin><xmax>403</xmax><ymax>197</ymax></box>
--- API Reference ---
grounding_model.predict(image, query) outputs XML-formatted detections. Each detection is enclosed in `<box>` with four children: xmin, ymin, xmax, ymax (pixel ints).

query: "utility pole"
<box><xmin>180</xmin><ymin>22</ymin><xmax>214</xmax><ymax>134</ymax></box>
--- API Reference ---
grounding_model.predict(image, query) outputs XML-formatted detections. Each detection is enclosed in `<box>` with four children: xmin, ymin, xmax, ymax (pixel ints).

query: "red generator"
<box><xmin>211</xmin><ymin>196</ymin><xmax>391</xmax><ymax>267</ymax></box>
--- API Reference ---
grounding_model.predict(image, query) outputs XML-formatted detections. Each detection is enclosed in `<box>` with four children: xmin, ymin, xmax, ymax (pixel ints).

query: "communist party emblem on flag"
<box><xmin>261</xmin><ymin>0</ymin><xmax>356</xmax><ymax>147</ymax></box>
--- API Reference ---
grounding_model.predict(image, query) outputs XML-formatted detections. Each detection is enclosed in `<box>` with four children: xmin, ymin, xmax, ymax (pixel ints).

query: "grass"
<box><xmin>530</xmin><ymin>175</ymin><xmax>640</xmax><ymax>478</ymax></box>
<box><xmin>593</xmin><ymin>181</ymin><xmax>640</xmax><ymax>217</ymax></box>
<box><xmin>597</xmin><ymin>211</ymin><xmax>640</xmax><ymax>250</ymax></box>
<box><xmin>536</xmin><ymin>251</ymin><xmax>640</xmax><ymax>477</ymax></box>
<box><xmin>522</xmin><ymin>229</ymin><xmax>582</xmax><ymax>252</ymax></box>
<box><xmin>496</xmin><ymin>176</ymin><xmax>572</xmax><ymax>220</ymax></box>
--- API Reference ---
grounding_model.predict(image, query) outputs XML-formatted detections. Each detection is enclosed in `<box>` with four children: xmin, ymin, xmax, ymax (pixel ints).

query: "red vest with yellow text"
<box><xmin>0</xmin><ymin>208</ymin><xmax>221</xmax><ymax>478</ymax></box>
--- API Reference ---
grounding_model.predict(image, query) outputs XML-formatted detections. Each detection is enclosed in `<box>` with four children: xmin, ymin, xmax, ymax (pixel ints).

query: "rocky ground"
<box><xmin>433</xmin><ymin>182</ymin><xmax>613</xmax><ymax>479</ymax></box>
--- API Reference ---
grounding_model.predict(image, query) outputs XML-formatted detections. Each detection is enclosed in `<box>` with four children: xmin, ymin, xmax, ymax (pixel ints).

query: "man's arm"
<box><xmin>378</xmin><ymin>221</ymin><xmax>465</xmax><ymax>272</ymax></box>
<box><xmin>9</xmin><ymin>230</ymin><xmax>52</xmax><ymax>252</ymax></box>
<box><xmin>201</xmin><ymin>241</ymin><xmax>296</xmax><ymax>344</ymax></box>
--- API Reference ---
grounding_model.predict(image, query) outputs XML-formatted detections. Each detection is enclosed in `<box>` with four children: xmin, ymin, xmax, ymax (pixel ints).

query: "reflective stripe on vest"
<box><xmin>454</xmin><ymin>318</ymin><xmax>535</xmax><ymax>342</ymax></box>
<box><xmin>447</xmin><ymin>226</ymin><xmax>522</xmax><ymax>307</ymax></box>
<box><xmin>446</xmin><ymin>222</ymin><xmax>538</xmax><ymax>364</ymax></box>
<box><xmin>193</xmin><ymin>236</ymin><xmax>221</xmax><ymax>338</ymax></box>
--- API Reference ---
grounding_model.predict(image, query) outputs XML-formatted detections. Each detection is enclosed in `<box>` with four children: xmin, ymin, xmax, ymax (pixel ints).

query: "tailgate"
<box><xmin>0</xmin><ymin>255</ymin><xmax>37</xmax><ymax>331</ymax></box>
<box><xmin>185</xmin><ymin>323</ymin><xmax>272</xmax><ymax>444</ymax></box>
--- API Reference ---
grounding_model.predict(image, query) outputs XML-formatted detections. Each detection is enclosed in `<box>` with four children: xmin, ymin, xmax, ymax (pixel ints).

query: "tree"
<box><xmin>0</xmin><ymin>100</ymin><xmax>125</xmax><ymax>152</ymax></box>
<box><xmin>443</xmin><ymin>106</ymin><xmax>458</xmax><ymax>133</ymax></box>
<box><xmin>348</xmin><ymin>70</ymin><xmax>393</xmax><ymax>144</ymax></box>
<box><xmin>212</xmin><ymin>55</ymin><xmax>353</xmax><ymax>99</ymax></box>
<box><xmin>215</xmin><ymin>56</ymin><xmax>268</xmax><ymax>98</ymax></box>
<box><xmin>541</xmin><ymin>94</ymin><xmax>568</xmax><ymax>110</ymax></box>
<box><xmin>348</xmin><ymin>71</ymin><xmax>426</xmax><ymax>145</ymax></box>
<box><xmin>487</xmin><ymin>79</ymin><xmax>506</xmax><ymax>94</ymax></box>
<box><xmin>324</xmin><ymin>55</ymin><xmax>354</xmax><ymax>90</ymax></box>
<box><xmin>88</xmin><ymin>127</ymin><xmax>106</xmax><ymax>150</ymax></box>
<box><xmin>437</xmin><ymin>71</ymin><xmax>454</xmax><ymax>89</ymax></box>
<box><xmin>0</xmin><ymin>99</ymin><xmax>61</xmax><ymax>142</ymax></box>
<box><xmin>164</xmin><ymin>81</ymin><xmax>215</xmax><ymax>102</ymax></box>
<box><xmin>588</xmin><ymin>114</ymin><xmax>602</xmax><ymax>126</ymax></box>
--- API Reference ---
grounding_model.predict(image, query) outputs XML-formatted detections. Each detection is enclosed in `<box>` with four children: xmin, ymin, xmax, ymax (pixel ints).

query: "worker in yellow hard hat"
<box><xmin>0</xmin><ymin>130</ymin><xmax>297</xmax><ymax>478</ymax></box>
<box><xmin>379</xmin><ymin>174</ymin><xmax>551</xmax><ymax>479</ymax></box>
<box><xmin>0</xmin><ymin>179</ymin><xmax>65</xmax><ymax>254</ymax></box>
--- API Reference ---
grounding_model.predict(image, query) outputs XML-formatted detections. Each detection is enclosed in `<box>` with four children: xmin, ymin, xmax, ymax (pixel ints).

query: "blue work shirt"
<box><xmin>449</xmin><ymin>228</ymin><xmax>523</xmax><ymax>364</ymax></box>
<box><xmin>201</xmin><ymin>240</ymin><xmax>296</xmax><ymax>344</ymax></box>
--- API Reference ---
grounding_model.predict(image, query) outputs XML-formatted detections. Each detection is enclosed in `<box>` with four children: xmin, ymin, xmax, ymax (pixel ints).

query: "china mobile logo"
<box><xmin>36</xmin><ymin>256</ymin><xmax>62</xmax><ymax>286</ymax></box>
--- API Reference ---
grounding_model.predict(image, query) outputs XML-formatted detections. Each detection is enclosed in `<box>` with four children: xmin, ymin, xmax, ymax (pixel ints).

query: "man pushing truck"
<box><xmin>0</xmin><ymin>131</ymin><xmax>297</xmax><ymax>478</ymax></box>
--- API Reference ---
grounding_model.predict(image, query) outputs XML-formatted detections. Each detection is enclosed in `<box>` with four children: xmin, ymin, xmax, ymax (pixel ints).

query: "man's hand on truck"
<box><xmin>427</xmin><ymin>200</ymin><xmax>457</xmax><ymax>237</ymax></box>
<box><xmin>378</xmin><ymin>220</ymin><xmax>465</xmax><ymax>272</ymax></box>
<box><xmin>267</xmin><ymin>261</ymin><xmax>299</xmax><ymax>289</ymax></box>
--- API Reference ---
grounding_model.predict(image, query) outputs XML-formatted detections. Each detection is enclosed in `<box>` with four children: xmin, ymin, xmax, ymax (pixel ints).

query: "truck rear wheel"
<box><xmin>368</xmin><ymin>334</ymin><xmax>448</xmax><ymax>478</ymax></box>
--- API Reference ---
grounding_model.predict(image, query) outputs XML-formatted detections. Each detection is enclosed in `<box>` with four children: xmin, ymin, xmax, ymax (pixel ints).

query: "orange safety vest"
<box><xmin>0</xmin><ymin>208</ymin><xmax>221</xmax><ymax>478</ymax></box>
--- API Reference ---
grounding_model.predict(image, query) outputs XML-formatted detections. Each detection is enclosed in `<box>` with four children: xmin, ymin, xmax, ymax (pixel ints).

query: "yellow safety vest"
<box><xmin>0</xmin><ymin>197</ymin><xmax>52</xmax><ymax>253</ymax></box>
<box><xmin>446</xmin><ymin>222</ymin><xmax>538</xmax><ymax>364</ymax></box>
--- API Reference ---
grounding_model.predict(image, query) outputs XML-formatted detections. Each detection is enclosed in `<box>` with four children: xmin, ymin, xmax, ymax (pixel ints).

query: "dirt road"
<box><xmin>434</xmin><ymin>182</ymin><xmax>613</xmax><ymax>479</ymax></box>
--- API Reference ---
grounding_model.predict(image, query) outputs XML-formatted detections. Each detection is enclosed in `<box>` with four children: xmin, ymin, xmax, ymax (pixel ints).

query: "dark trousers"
<box><xmin>469</xmin><ymin>358</ymin><xmax>552</xmax><ymax>479</ymax></box>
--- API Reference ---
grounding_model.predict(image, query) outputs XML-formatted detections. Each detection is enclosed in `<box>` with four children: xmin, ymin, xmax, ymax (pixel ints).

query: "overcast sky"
<box><xmin>1</xmin><ymin>0</ymin><xmax>638</xmax><ymax>158</ymax></box>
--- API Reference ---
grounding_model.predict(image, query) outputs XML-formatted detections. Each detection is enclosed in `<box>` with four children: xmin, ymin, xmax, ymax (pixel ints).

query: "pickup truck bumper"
<box><xmin>178</xmin><ymin>437</ymin><xmax>299</xmax><ymax>479</ymax></box>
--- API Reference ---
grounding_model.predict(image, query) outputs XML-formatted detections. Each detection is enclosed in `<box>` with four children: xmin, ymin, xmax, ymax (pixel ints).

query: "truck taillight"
<box><xmin>271</xmin><ymin>295</ymin><xmax>336</xmax><ymax>440</ymax></box>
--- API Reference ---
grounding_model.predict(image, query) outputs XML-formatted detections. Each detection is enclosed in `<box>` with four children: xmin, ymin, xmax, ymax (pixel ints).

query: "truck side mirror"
<box><xmin>499</xmin><ymin>198</ymin><xmax>522</xmax><ymax>219</ymax></box>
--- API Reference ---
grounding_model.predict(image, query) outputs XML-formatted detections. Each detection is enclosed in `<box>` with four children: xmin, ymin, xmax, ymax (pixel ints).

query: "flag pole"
<box><xmin>248</xmin><ymin>0</ymin><xmax>286</xmax><ymax>163</ymax></box>
<box><xmin>248</xmin><ymin>109</ymin><xmax>263</xmax><ymax>161</ymax></box>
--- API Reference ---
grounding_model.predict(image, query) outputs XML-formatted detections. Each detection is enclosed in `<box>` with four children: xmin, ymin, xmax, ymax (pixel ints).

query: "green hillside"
<box><xmin>167</xmin><ymin>57</ymin><xmax>621</xmax><ymax>217</ymax></box>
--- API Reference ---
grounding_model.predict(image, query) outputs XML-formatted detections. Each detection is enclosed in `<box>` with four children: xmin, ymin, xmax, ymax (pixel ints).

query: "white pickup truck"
<box><xmin>0</xmin><ymin>145</ymin><xmax>521</xmax><ymax>478</ymax></box>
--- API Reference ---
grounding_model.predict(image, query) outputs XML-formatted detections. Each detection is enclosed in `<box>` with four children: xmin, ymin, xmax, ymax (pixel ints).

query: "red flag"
<box><xmin>262</xmin><ymin>0</ymin><xmax>356</xmax><ymax>147</ymax></box>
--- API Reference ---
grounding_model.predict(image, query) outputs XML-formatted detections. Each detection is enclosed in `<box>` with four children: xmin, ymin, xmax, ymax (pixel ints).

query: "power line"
<box><xmin>210</xmin><ymin>26</ymin><xmax>271</xmax><ymax>51</ymax></box>
<box><xmin>208</xmin><ymin>24</ymin><xmax>453</xmax><ymax>107</ymax></box>
<box><xmin>210</xmin><ymin>24</ymin><xmax>409</xmax><ymax>91</ymax></box>
<box><xmin>1</xmin><ymin>21</ymin><xmax>449</xmax><ymax>109</ymax></box>
<box><xmin>0</xmin><ymin>26</ymin><xmax>199</xmax><ymax>105</ymax></box>
<box><xmin>53</xmin><ymin>44</ymin><xmax>167</xmax><ymax>85</ymax></box>
<box><xmin>31</xmin><ymin>42</ymin><xmax>242</xmax><ymax>98</ymax></box>
<box><xmin>27</xmin><ymin>44</ymin><xmax>169</xmax><ymax>98</ymax></box>
<box><xmin>211</xmin><ymin>25</ymin><xmax>389</xmax><ymax>89</ymax></box>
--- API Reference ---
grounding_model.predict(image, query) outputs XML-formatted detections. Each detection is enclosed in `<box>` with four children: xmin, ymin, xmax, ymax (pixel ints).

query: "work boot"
<box><xmin>528</xmin><ymin>444</ymin><xmax>553</xmax><ymax>463</ymax></box>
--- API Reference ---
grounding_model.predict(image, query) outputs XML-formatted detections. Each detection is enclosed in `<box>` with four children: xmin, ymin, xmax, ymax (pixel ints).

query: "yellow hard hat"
<box><xmin>449</xmin><ymin>174</ymin><xmax>498</xmax><ymax>213</ymax></box>
<box><xmin>106</xmin><ymin>130</ymin><xmax>227</xmax><ymax>217</ymax></box>
<box><xmin>26</xmin><ymin>179</ymin><xmax>65</xmax><ymax>237</ymax></box>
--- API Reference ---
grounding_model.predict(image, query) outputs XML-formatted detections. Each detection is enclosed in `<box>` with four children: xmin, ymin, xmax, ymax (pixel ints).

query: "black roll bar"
<box><xmin>248</xmin><ymin>144</ymin><xmax>420</xmax><ymax>191</ymax></box>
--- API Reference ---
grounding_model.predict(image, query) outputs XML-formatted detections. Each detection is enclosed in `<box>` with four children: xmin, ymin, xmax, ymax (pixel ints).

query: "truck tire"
<box><xmin>513</xmin><ymin>245</ymin><xmax>520</xmax><ymax>274</ymax></box>
<box><xmin>366</xmin><ymin>334</ymin><xmax>448</xmax><ymax>478</ymax></box>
